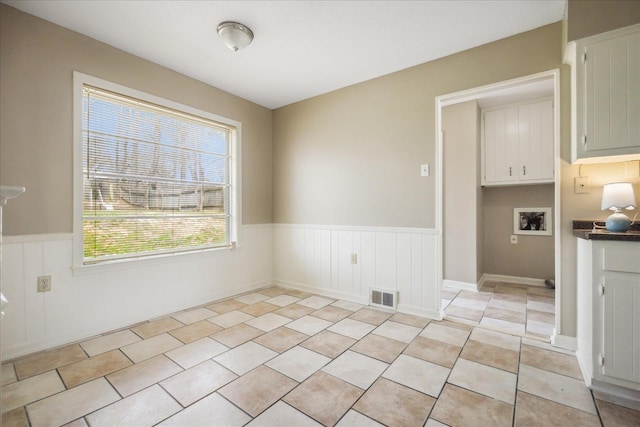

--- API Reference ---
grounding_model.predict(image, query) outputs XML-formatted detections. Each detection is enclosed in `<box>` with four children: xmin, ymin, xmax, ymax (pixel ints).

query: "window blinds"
<box><xmin>82</xmin><ymin>85</ymin><xmax>234</xmax><ymax>263</ymax></box>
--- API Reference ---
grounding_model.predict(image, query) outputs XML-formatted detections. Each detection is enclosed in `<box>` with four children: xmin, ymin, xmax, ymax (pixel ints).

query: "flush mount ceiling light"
<box><xmin>217</xmin><ymin>21</ymin><xmax>254</xmax><ymax>52</ymax></box>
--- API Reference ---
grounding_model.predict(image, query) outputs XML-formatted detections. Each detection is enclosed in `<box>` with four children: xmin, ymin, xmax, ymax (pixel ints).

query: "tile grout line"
<box><xmin>512</xmin><ymin>331</ymin><xmax>524</xmax><ymax>426</ymax></box>
<box><xmin>3</xmin><ymin>288</ymin><xmax>629</xmax><ymax>426</ymax></box>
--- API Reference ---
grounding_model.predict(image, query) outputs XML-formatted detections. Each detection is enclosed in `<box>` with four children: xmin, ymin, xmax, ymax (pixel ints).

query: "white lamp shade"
<box><xmin>217</xmin><ymin>22</ymin><xmax>253</xmax><ymax>52</ymax></box>
<box><xmin>601</xmin><ymin>182</ymin><xmax>636</xmax><ymax>211</ymax></box>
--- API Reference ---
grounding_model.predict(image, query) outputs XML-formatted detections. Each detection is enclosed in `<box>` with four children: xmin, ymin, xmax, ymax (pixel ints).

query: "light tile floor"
<box><xmin>2</xmin><ymin>286</ymin><xmax>639</xmax><ymax>427</ymax></box>
<box><xmin>443</xmin><ymin>281</ymin><xmax>556</xmax><ymax>339</ymax></box>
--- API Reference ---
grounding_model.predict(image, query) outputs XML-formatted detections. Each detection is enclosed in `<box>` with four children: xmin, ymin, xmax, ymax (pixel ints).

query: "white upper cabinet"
<box><xmin>482</xmin><ymin>99</ymin><xmax>554</xmax><ymax>186</ymax></box>
<box><xmin>569</xmin><ymin>24</ymin><xmax>640</xmax><ymax>163</ymax></box>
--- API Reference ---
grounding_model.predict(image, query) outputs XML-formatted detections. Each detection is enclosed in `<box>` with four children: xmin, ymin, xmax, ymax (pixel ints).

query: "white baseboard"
<box><xmin>591</xmin><ymin>380</ymin><xmax>640</xmax><ymax>410</ymax></box>
<box><xmin>551</xmin><ymin>333</ymin><xmax>577</xmax><ymax>351</ymax></box>
<box><xmin>482</xmin><ymin>274</ymin><xmax>547</xmax><ymax>287</ymax></box>
<box><xmin>442</xmin><ymin>279</ymin><xmax>478</xmax><ymax>292</ymax></box>
<box><xmin>274</xmin><ymin>279</ymin><xmax>444</xmax><ymax>321</ymax></box>
<box><xmin>272</xmin><ymin>279</ymin><xmax>369</xmax><ymax>306</ymax></box>
<box><xmin>476</xmin><ymin>275</ymin><xmax>486</xmax><ymax>290</ymax></box>
<box><xmin>396</xmin><ymin>303</ymin><xmax>444</xmax><ymax>321</ymax></box>
<box><xmin>575</xmin><ymin>349</ymin><xmax>593</xmax><ymax>388</ymax></box>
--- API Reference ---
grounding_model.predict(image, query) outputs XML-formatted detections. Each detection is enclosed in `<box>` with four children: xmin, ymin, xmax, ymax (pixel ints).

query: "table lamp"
<box><xmin>601</xmin><ymin>182</ymin><xmax>636</xmax><ymax>232</ymax></box>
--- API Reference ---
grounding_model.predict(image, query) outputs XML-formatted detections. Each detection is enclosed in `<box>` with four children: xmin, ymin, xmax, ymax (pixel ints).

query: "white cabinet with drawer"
<box><xmin>576</xmin><ymin>239</ymin><xmax>640</xmax><ymax>402</ymax></box>
<box><xmin>482</xmin><ymin>99</ymin><xmax>554</xmax><ymax>186</ymax></box>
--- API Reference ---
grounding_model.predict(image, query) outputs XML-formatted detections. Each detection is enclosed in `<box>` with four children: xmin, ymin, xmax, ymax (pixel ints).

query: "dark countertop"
<box><xmin>573</xmin><ymin>220</ymin><xmax>640</xmax><ymax>242</ymax></box>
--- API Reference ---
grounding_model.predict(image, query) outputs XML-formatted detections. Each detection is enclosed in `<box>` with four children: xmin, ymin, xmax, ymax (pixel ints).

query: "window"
<box><xmin>73</xmin><ymin>73</ymin><xmax>239</xmax><ymax>266</ymax></box>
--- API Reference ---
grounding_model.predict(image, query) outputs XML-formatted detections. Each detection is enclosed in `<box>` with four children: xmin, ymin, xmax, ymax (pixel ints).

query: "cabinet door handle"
<box><xmin>509</xmin><ymin>167</ymin><xmax>512</xmax><ymax>177</ymax></box>
<box><xmin>523</xmin><ymin>165</ymin><xmax>526</xmax><ymax>176</ymax></box>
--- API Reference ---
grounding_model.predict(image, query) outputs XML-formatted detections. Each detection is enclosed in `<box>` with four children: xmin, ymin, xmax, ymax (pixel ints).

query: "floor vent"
<box><xmin>369</xmin><ymin>288</ymin><xmax>397</xmax><ymax>310</ymax></box>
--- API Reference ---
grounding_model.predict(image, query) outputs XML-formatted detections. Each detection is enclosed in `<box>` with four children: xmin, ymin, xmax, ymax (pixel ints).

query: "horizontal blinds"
<box><xmin>82</xmin><ymin>85</ymin><xmax>234</xmax><ymax>263</ymax></box>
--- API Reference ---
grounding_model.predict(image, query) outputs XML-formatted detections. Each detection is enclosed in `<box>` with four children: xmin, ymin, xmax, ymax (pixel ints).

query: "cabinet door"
<box><xmin>518</xmin><ymin>100</ymin><xmax>554</xmax><ymax>181</ymax></box>
<box><xmin>602</xmin><ymin>272</ymin><xmax>640</xmax><ymax>384</ymax></box>
<box><xmin>581</xmin><ymin>31</ymin><xmax>640</xmax><ymax>158</ymax></box>
<box><xmin>483</xmin><ymin>107</ymin><xmax>518</xmax><ymax>184</ymax></box>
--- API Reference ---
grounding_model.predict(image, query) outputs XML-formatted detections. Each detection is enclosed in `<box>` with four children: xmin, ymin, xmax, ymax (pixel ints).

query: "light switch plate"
<box><xmin>421</xmin><ymin>164</ymin><xmax>430</xmax><ymax>177</ymax></box>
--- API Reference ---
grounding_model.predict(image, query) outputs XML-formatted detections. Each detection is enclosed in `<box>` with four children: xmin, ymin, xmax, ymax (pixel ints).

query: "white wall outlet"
<box><xmin>351</xmin><ymin>253</ymin><xmax>358</xmax><ymax>264</ymax></box>
<box><xmin>510</xmin><ymin>235</ymin><xmax>518</xmax><ymax>244</ymax></box>
<box><xmin>420</xmin><ymin>164</ymin><xmax>430</xmax><ymax>177</ymax></box>
<box><xmin>574</xmin><ymin>177</ymin><xmax>590</xmax><ymax>194</ymax></box>
<box><xmin>37</xmin><ymin>275</ymin><xmax>51</xmax><ymax>292</ymax></box>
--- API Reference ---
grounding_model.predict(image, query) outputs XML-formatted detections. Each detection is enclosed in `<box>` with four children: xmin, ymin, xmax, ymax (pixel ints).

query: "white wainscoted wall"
<box><xmin>0</xmin><ymin>225</ymin><xmax>273</xmax><ymax>360</ymax></box>
<box><xmin>273</xmin><ymin>224</ymin><xmax>442</xmax><ymax>320</ymax></box>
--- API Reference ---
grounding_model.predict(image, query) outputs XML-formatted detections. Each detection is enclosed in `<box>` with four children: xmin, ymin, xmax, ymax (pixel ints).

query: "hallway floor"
<box><xmin>2</xmin><ymin>286</ymin><xmax>639</xmax><ymax>427</ymax></box>
<box><xmin>442</xmin><ymin>281</ymin><xmax>555</xmax><ymax>340</ymax></box>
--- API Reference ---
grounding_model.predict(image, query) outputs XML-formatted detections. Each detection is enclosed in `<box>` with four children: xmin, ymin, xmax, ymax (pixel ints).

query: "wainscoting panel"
<box><xmin>1</xmin><ymin>225</ymin><xmax>273</xmax><ymax>360</ymax></box>
<box><xmin>273</xmin><ymin>224</ymin><xmax>441</xmax><ymax>318</ymax></box>
<box><xmin>2</xmin><ymin>224</ymin><xmax>442</xmax><ymax>360</ymax></box>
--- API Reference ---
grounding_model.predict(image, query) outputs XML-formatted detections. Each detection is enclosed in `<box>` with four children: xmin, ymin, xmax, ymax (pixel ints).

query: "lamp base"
<box><xmin>605</xmin><ymin>211</ymin><xmax>631</xmax><ymax>232</ymax></box>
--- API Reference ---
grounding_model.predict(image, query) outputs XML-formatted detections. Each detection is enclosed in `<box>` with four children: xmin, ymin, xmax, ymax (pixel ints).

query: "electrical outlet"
<box><xmin>351</xmin><ymin>253</ymin><xmax>358</xmax><ymax>264</ymax></box>
<box><xmin>37</xmin><ymin>276</ymin><xmax>51</xmax><ymax>292</ymax></box>
<box><xmin>574</xmin><ymin>177</ymin><xmax>590</xmax><ymax>194</ymax></box>
<box><xmin>510</xmin><ymin>235</ymin><xmax>518</xmax><ymax>244</ymax></box>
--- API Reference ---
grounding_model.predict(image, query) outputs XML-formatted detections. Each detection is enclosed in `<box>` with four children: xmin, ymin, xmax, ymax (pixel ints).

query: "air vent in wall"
<box><xmin>369</xmin><ymin>288</ymin><xmax>397</xmax><ymax>310</ymax></box>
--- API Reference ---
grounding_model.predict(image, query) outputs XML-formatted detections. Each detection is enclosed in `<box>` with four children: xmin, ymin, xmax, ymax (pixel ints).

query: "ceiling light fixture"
<box><xmin>217</xmin><ymin>21</ymin><xmax>254</xmax><ymax>52</ymax></box>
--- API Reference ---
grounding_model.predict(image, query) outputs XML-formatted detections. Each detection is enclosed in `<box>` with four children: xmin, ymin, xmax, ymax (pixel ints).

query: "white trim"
<box><xmin>442</xmin><ymin>279</ymin><xmax>478</xmax><ymax>292</ymax></box>
<box><xmin>477</xmin><ymin>274</ymin><xmax>486</xmax><ymax>291</ymax></box>
<box><xmin>273</xmin><ymin>223</ymin><xmax>438</xmax><ymax>235</ymax></box>
<box><xmin>241</xmin><ymin>223</ymin><xmax>273</xmax><ymax>230</ymax></box>
<box><xmin>2</xmin><ymin>233</ymin><xmax>73</xmax><ymax>244</ymax></box>
<box><xmin>483</xmin><ymin>274</ymin><xmax>546</xmax><ymax>287</ymax></box>
<box><xmin>273</xmin><ymin>278</ymin><xmax>369</xmax><ymax>306</ymax></box>
<box><xmin>397</xmin><ymin>303</ymin><xmax>444</xmax><ymax>321</ymax></box>
<box><xmin>435</xmin><ymin>69</ymin><xmax>562</xmax><ymax>334</ymax></box>
<box><xmin>1</xmin><ymin>228</ymin><xmax>265</xmax><ymax>276</ymax></box>
<box><xmin>551</xmin><ymin>333</ymin><xmax>577</xmax><ymax>351</ymax></box>
<box><xmin>591</xmin><ymin>382</ymin><xmax>640</xmax><ymax>412</ymax></box>
<box><xmin>72</xmin><ymin>71</ymin><xmax>242</xmax><ymax>270</ymax></box>
<box><xmin>1</xmin><ymin>225</ymin><xmax>268</xmax><ymax>245</ymax></box>
<box><xmin>71</xmin><ymin>244</ymin><xmax>238</xmax><ymax>275</ymax></box>
<box><xmin>272</xmin><ymin>281</ymin><xmax>445</xmax><ymax>322</ymax></box>
<box><xmin>437</xmin><ymin>70</ymin><xmax>560</xmax><ymax>108</ymax></box>
<box><xmin>576</xmin><ymin>348</ymin><xmax>593</xmax><ymax>388</ymax></box>
<box><xmin>552</xmin><ymin>68</ymin><xmax>562</xmax><ymax>337</ymax></box>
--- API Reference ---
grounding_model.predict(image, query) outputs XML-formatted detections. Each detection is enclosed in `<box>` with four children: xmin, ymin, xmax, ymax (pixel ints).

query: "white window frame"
<box><xmin>72</xmin><ymin>72</ymin><xmax>241</xmax><ymax>271</ymax></box>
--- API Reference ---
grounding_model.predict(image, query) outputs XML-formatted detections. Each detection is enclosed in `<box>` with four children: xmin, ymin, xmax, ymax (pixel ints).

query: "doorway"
<box><xmin>434</xmin><ymin>69</ymin><xmax>561</xmax><ymax>341</ymax></box>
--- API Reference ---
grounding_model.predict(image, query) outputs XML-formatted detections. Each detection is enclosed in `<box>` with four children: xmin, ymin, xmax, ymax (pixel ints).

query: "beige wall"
<box><xmin>442</xmin><ymin>101</ymin><xmax>481</xmax><ymax>284</ymax></box>
<box><xmin>567</xmin><ymin>0</ymin><xmax>640</xmax><ymax>41</ymax></box>
<box><xmin>5</xmin><ymin>2</ymin><xmax>637</xmax><ymax>342</ymax></box>
<box><xmin>273</xmin><ymin>23</ymin><xmax>563</xmax><ymax>228</ymax></box>
<box><xmin>0</xmin><ymin>4</ymin><xmax>273</xmax><ymax>235</ymax></box>
<box><xmin>483</xmin><ymin>185</ymin><xmax>555</xmax><ymax>280</ymax></box>
<box><xmin>272</xmin><ymin>22</ymin><xmax>579</xmax><ymax>334</ymax></box>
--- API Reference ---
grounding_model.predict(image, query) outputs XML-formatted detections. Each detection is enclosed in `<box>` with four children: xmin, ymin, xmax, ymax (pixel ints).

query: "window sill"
<box><xmin>72</xmin><ymin>244</ymin><xmax>236</xmax><ymax>276</ymax></box>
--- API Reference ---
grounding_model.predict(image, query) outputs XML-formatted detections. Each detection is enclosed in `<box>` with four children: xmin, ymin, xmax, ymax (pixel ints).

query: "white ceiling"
<box><xmin>3</xmin><ymin>0</ymin><xmax>567</xmax><ymax>109</ymax></box>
